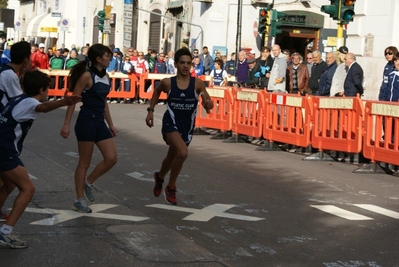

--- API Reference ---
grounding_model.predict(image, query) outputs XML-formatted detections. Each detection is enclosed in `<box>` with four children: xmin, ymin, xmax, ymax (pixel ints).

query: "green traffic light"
<box><xmin>270</xmin><ymin>9</ymin><xmax>285</xmax><ymax>36</ymax></box>
<box><xmin>321</xmin><ymin>5</ymin><xmax>337</xmax><ymax>18</ymax></box>
<box><xmin>97</xmin><ymin>10</ymin><xmax>106</xmax><ymax>17</ymax></box>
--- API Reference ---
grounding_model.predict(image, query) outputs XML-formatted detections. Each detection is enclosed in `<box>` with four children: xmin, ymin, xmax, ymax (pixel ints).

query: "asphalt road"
<box><xmin>1</xmin><ymin>103</ymin><xmax>399</xmax><ymax>267</ymax></box>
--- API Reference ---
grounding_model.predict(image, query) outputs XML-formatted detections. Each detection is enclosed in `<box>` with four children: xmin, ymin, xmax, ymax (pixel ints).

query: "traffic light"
<box><xmin>320</xmin><ymin>0</ymin><xmax>339</xmax><ymax>20</ymax></box>
<box><xmin>258</xmin><ymin>9</ymin><xmax>268</xmax><ymax>35</ymax></box>
<box><xmin>97</xmin><ymin>10</ymin><xmax>105</xmax><ymax>32</ymax></box>
<box><xmin>340</xmin><ymin>0</ymin><xmax>356</xmax><ymax>24</ymax></box>
<box><xmin>270</xmin><ymin>9</ymin><xmax>285</xmax><ymax>37</ymax></box>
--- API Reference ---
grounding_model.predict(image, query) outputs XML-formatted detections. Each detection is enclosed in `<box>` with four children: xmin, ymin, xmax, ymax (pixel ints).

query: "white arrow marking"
<box><xmin>147</xmin><ymin>203</ymin><xmax>265</xmax><ymax>222</ymax></box>
<box><xmin>353</xmin><ymin>204</ymin><xmax>399</xmax><ymax>219</ymax></box>
<box><xmin>22</xmin><ymin>204</ymin><xmax>149</xmax><ymax>225</ymax></box>
<box><xmin>310</xmin><ymin>205</ymin><xmax>374</xmax><ymax>220</ymax></box>
<box><xmin>126</xmin><ymin>172</ymin><xmax>153</xmax><ymax>182</ymax></box>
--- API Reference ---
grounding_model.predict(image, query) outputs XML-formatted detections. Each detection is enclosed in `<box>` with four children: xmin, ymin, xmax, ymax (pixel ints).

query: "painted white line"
<box><xmin>64</xmin><ymin>151</ymin><xmax>79</xmax><ymax>158</ymax></box>
<box><xmin>126</xmin><ymin>172</ymin><xmax>153</xmax><ymax>182</ymax></box>
<box><xmin>28</xmin><ymin>174</ymin><xmax>38</xmax><ymax>180</ymax></box>
<box><xmin>21</xmin><ymin>204</ymin><xmax>149</xmax><ymax>225</ymax></box>
<box><xmin>147</xmin><ymin>203</ymin><xmax>265</xmax><ymax>222</ymax></box>
<box><xmin>353</xmin><ymin>204</ymin><xmax>399</xmax><ymax>219</ymax></box>
<box><xmin>310</xmin><ymin>205</ymin><xmax>374</xmax><ymax>220</ymax></box>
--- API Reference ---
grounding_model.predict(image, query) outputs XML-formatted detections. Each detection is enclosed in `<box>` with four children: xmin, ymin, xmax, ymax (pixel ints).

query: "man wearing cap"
<box><xmin>268</xmin><ymin>44</ymin><xmax>287</xmax><ymax>92</ymax></box>
<box><xmin>330</xmin><ymin>46</ymin><xmax>348</xmax><ymax>96</ymax></box>
<box><xmin>144</xmin><ymin>47</ymin><xmax>152</xmax><ymax>63</ymax></box>
<box><xmin>199</xmin><ymin>46</ymin><xmax>214</xmax><ymax>75</ymax></box>
<box><xmin>244</xmin><ymin>57</ymin><xmax>261</xmax><ymax>88</ymax></box>
<box><xmin>31</xmin><ymin>43</ymin><xmax>49</xmax><ymax>70</ymax></box>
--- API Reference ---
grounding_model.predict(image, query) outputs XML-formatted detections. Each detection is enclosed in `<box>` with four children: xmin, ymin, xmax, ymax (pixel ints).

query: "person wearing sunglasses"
<box><xmin>378</xmin><ymin>46</ymin><xmax>398</xmax><ymax>101</ymax></box>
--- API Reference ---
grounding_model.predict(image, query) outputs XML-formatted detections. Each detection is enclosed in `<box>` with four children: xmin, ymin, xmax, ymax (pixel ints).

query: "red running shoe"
<box><xmin>164</xmin><ymin>185</ymin><xmax>177</xmax><ymax>205</ymax></box>
<box><xmin>0</xmin><ymin>212</ymin><xmax>9</xmax><ymax>222</ymax></box>
<box><xmin>153</xmin><ymin>172</ymin><xmax>164</xmax><ymax>197</ymax></box>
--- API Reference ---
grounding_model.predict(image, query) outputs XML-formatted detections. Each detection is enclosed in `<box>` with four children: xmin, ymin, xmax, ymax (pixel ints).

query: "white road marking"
<box><xmin>64</xmin><ymin>151</ymin><xmax>79</xmax><ymax>158</ymax></box>
<box><xmin>147</xmin><ymin>203</ymin><xmax>265</xmax><ymax>222</ymax></box>
<box><xmin>353</xmin><ymin>204</ymin><xmax>399</xmax><ymax>219</ymax></box>
<box><xmin>126</xmin><ymin>172</ymin><xmax>153</xmax><ymax>182</ymax></box>
<box><xmin>21</xmin><ymin>204</ymin><xmax>149</xmax><ymax>225</ymax></box>
<box><xmin>28</xmin><ymin>174</ymin><xmax>38</xmax><ymax>180</ymax></box>
<box><xmin>310</xmin><ymin>205</ymin><xmax>374</xmax><ymax>220</ymax></box>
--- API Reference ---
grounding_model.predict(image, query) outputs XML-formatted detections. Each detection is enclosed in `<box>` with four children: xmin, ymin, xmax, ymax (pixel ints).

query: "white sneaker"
<box><xmin>110</xmin><ymin>100</ymin><xmax>118</xmax><ymax>104</ymax></box>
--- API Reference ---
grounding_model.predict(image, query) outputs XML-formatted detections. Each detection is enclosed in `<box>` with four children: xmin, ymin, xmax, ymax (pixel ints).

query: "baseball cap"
<box><xmin>113</xmin><ymin>48</ymin><xmax>120</xmax><ymax>53</ymax></box>
<box><xmin>247</xmin><ymin>57</ymin><xmax>256</xmax><ymax>64</ymax></box>
<box><xmin>250</xmin><ymin>49</ymin><xmax>256</xmax><ymax>54</ymax></box>
<box><xmin>39</xmin><ymin>43</ymin><xmax>45</xmax><ymax>48</ymax></box>
<box><xmin>338</xmin><ymin>46</ymin><xmax>348</xmax><ymax>54</ymax></box>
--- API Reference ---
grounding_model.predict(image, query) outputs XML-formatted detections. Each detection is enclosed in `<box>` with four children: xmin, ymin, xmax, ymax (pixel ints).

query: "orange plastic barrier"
<box><xmin>40</xmin><ymin>70</ymin><xmax>137</xmax><ymax>100</ymax></box>
<box><xmin>231</xmin><ymin>88</ymin><xmax>265</xmax><ymax>138</ymax></box>
<box><xmin>138</xmin><ymin>73</ymin><xmax>174</xmax><ymax>100</ymax></box>
<box><xmin>311</xmin><ymin>96</ymin><xmax>364</xmax><ymax>153</ymax></box>
<box><xmin>362</xmin><ymin>100</ymin><xmax>399</xmax><ymax>165</ymax></box>
<box><xmin>263</xmin><ymin>92</ymin><xmax>312</xmax><ymax>147</ymax></box>
<box><xmin>196</xmin><ymin>86</ymin><xmax>233</xmax><ymax>132</ymax></box>
<box><xmin>108</xmin><ymin>72</ymin><xmax>138</xmax><ymax>100</ymax></box>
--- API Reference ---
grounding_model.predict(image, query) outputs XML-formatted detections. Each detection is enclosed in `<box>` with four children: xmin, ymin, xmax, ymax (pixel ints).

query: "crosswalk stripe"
<box><xmin>353</xmin><ymin>204</ymin><xmax>399</xmax><ymax>219</ymax></box>
<box><xmin>310</xmin><ymin>205</ymin><xmax>374</xmax><ymax>220</ymax></box>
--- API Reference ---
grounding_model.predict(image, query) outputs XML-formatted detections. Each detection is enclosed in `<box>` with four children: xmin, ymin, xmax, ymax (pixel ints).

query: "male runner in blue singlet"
<box><xmin>145</xmin><ymin>47</ymin><xmax>214</xmax><ymax>205</ymax></box>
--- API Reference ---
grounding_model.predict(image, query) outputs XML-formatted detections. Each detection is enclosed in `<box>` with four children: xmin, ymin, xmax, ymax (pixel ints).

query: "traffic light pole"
<box><xmin>336</xmin><ymin>1</ymin><xmax>344</xmax><ymax>49</ymax></box>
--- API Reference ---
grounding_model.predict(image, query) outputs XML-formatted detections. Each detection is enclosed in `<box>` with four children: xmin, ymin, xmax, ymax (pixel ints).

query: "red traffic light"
<box><xmin>260</xmin><ymin>9</ymin><xmax>267</xmax><ymax>17</ymax></box>
<box><xmin>343</xmin><ymin>0</ymin><xmax>355</xmax><ymax>5</ymax></box>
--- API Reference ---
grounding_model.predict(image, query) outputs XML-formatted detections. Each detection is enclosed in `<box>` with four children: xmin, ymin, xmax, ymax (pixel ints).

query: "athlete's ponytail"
<box><xmin>68</xmin><ymin>60</ymin><xmax>88</xmax><ymax>92</ymax></box>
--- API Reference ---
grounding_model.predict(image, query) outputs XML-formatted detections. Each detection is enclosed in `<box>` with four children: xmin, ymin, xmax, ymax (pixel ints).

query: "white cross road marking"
<box><xmin>22</xmin><ymin>204</ymin><xmax>150</xmax><ymax>225</ymax></box>
<box><xmin>146</xmin><ymin>203</ymin><xmax>265</xmax><ymax>222</ymax></box>
<box><xmin>64</xmin><ymin>151</ymin><xmax>79</xmax><ymax>158</ymax></box>
<box><xmin>126</xmin><ymin>172</ymin><xmax>153</xmax><ymax>182</ymax></box>
<box><xmin>353</xmin><ymin>204</ymin><xmax>399</xmax><ymax>219</ymax></box>
<box><xmin>310</xmin><ymin>205</ymin><xmax>374</xmax><ymax>220</ymax></box>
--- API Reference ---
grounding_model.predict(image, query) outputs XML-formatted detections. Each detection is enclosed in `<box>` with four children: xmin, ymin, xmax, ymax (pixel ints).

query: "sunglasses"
<box><xmin>385</xmin><ymin>51</ymin><xmax>393</xmax><ymax>56</ymax></box>
<box><xmin>128</xmin><ymin>50</ymin><xmax>133</xmax><ymax>52</ymax></box>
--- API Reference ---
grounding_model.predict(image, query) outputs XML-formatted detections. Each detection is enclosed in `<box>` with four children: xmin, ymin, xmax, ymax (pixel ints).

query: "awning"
<box><xmin>26</xmin><ymin>13</ymin><xmax>60</xmax><ymax>38</ymax></box>
<box><xmin>167</xmin><ymin>0</ymin><xmax>184</xmax><ymax>9</ymax></box>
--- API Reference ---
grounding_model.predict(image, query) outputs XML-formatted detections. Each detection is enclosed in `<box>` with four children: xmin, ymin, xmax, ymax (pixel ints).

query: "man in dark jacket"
<box><xmin>308</xmin><ymin>50</ymin><xmax>327</xmax><ymax>95</ymax></box>
<box><xmin>245</xmin><ymin>57</ymin><xmax>261</xmax><ymax>88</ymax></box>
<box><xmin>342</xmin><ymin>52</ymin><xmax>364</xmax><ymax>96</ymax></box>
<box><xmin>318</xmin><ymin>52</ymin><xmax>338</xmax><ymax>96</ymax></box>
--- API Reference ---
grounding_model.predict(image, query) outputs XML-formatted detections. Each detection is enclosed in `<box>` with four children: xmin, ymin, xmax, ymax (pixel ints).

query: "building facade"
<box><xmin>5</xmin><ymin>0</ymin><xmax>399</xmax><ymax>99</ymax></box>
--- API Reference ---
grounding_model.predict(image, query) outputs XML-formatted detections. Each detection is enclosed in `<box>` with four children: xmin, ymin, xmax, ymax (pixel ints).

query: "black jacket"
<box><xmin>344</xmin><ymin>62</ymin><xmax>364</xmax><ymax>96</ymax></box>
<box><xmin>308</xmin><ymin>60</ymin><xmax>327</xmax><ymax>94</ymax></box>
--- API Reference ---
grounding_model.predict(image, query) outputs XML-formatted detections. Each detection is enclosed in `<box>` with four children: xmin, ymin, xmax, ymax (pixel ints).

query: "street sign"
<box><xmin>51</xmin><ymin>12</ymin><xmax>62</xmax><ymax>18</ymax></box>
<box><xmin>60</xmin><ymin>18</ymin><xmax>69</xmax><ymax>31</ymax></box>
<box><xmin>40</xmin><ymin>27</ymin><xmax>58</xmax><ymax>33</ymax></box>
<box><xmin>14</xmin><ymin>21</ymin><xmax>21</xmax><ymax>31</ymax></box>
<box><xmin>103</xmin><ymin>20</ymin><xmax>111</xmax><ymax>34</ymax></box>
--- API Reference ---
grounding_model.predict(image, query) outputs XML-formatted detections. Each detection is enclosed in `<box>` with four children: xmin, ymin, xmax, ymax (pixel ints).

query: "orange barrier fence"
<box><xmin>108</xmin><ymin>72</ymin><xmax>138</xmax><ymax>100</ymax></box>
<box><xmin>40</xmin><ymin>70</ymin><xmax>138</xmax><ymax>101</ymax></box>
<box><xmin>231</xmin><ymin>88</ymin><xmax>265</xmax><ymax>138</ymax></box>
<box><xmin>310</xmin><ymin>96</ymin><xmax>364</xmax><ymax>153</ymax></box>
<box><xmin>138</xmin><ymin>73</ymin><xmax>174</xmax><ymax>100</ymax></box>
<box><xmin>362</xmin><ymin>100</ymin><xmax>399</xmax><ymax>165</ymax></box>
<box><xmin>263</xmin><ymin>92</ymin><xmax>312</xmax><ymax>147</ymax></box>
<box><xmin>196</xmin><ymin>86</ymin><xmax>234</xmax><ymax>132</ymax></box>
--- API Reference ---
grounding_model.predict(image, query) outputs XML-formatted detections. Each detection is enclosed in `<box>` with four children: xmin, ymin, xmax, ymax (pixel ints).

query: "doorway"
<box><xmin>276</xmin><ymin>27</ymin><xmax>319</xmax><ymax>57</ymax></box>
